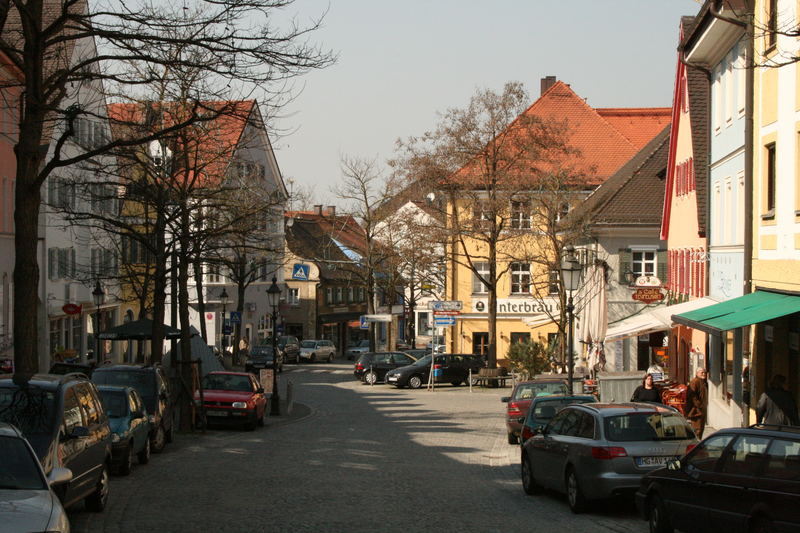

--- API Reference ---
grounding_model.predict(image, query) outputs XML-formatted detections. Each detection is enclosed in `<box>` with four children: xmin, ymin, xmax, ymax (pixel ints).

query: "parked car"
<box><xmin>0</xmin><ymin>373</ymin><xmax>112</xmax><ymax>511</ymax></box>
<box><xmin>502</xmin><ymin>378</ymin><xmax>570</xmax><ymax>444</ymax></box>
<box><xmin>385</xmin><ymin>353</ymin><xmax>484</xmax><ymax>389</ymax></box>
<box><xmin>395</xmin><ymin>339</ymin><xmax>411</xmax><ymax>351</ymax></box>
<box><xmin>636</xmin><ymin>424</ymin><xmax>800</xmax><ymax>533</ymax></box>
<box><xmin>403</xmin><ymin>349</ymin><xmax>430</xmax><ymax>360</ymax></box>
<box><xmin>246</xmin><ymin>343</ymin><xmax>283</xmax><ymax>374</ymax></box>
<box><xmin>49</xmin><ymin>361</ymin><xmax>95</xmax><ymax>377</ymax></box>
<box><xmin>354</xmin><ymin>351</ymin><xmax>418</xmax><ymax>384</ymax></box>
<box><xmin>96</xmin><ymin>385</ymin><xmax>152</xmax><ymax>475</ymax></box>
<box><xmin>92</xmin><ymin>364</ymin><xmax>174</xmax><ymax>453</ymax></box>
<box><xmin>346</xmin><ymin>339</ymin><xmax>372</xmax><ymax>360</ymax></box>
<box><xmin>0</xmin><ymin>423</ymin><xmax>72</xmax><ymax>532</ymax></box>
<box><xmin>277</xmin><ymin>335</ymin><xmax>300</xmax><ymax>363</ymax></box>
<box><xmin>519</xmin><ymin>394</ymin><xmax>598</xmax><ymax>445</ymax></box>
<box><xmin>0</xmin><ymin>357</ymin><xmax>12</xmax><ymax>373</ymax></box>
<box><xmin>299</xmin><ymin>339</ymin><xmax>337</xmax><ymax>363</ymax></box>
<box><xmin>520</xmin><ymin>402</ymin><xmax>697</xmax><ymax>513</ymax></box>
<box><xmin>197</xmin><ymin>371</ymin><xmax>268</xmax><ymax>430</ymax></box>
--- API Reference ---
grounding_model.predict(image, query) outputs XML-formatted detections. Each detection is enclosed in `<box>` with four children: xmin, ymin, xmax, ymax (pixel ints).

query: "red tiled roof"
<box><xmin>450</xmin><ymin>81</ymin><xmax>671</xmax><ymax>188</ymax></box>
<box><xmin>596</xmin><ymin>108</ymin><xmax>671</xmax><ymax>149</ymax></box>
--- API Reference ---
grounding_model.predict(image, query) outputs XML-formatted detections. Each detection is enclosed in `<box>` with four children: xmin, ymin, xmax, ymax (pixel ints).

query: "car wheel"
<box><xmin>507</xmin><ymin>432</ymin><xmax>518</xmax><ymax>445</ymax></box>
<box><xmin>521</xmin><ymin>454</ymin><xmax>540</xmax><ymax>495</ymax></box>
<box><xmin>310</xmin><ymin>353</ymin><xmax>316</xmax><ymax>363</ymax></box>
<box><xmin>137</xmin><ymin>438</ymin><xmax>151</xmax><ymax>465</ymax></box>
<box><xmin>750</xmin><ymin>517</ymin><xmax>774</xmax><ymax>533</ymax></box>
<box><xmin>565</xmin><ymin>467</ymin><xmax>587</xmax><ymax>514</ymax></box>
<box><xmin>165</xmin><ymin>418</ymin><xmax>175</xmax><ymax>443</ymax></box>
<box><xmin>469</xmin><ymin>375</ymin><xmax>479</xmax><ymax>386</ymax></box>
<box><xmin>257</xmin><ymin>407</ymin><xmax>266</xmax><ymax>427</ymax></box>
<box><xmin>328</xmin><ymin>353</ymin><xmax>333</xmax><ymax>363</ymax></box>
<box><xmin>648</xmin><ymin>494</ymin><xmax>673</xmax><ymax>533</ymax></box>
<box><xmin>151</xmin><ymin>425</ymin><xmax>166</xmax><ymax>454</ymax></box>
<box><xmin>408</xmin><ymin>375</ymin><xmax>423</xmax><ymax>389</ymax></box>
<box><xmin>450</xmin><ymin>380</ymin><xmax>462</xmax><ymax>387</ymax></box>
<box><xmin>245</xmin><ymin>413</ymin><xmax>257</xmax><ymax>431</ymax></box>
<box><xmin>364</xmin><ymin>370</ymin><xmax>378</xmax><ymax>385</ymax></box>
<box><xmin>85</xmin><ymin>463</ymin><xmax>109</xmax><ymax>512</ymax></box>
<box><xmin>117</xmin><ymin>444</ymin><xmax>132</xmax><ymax>476</ymax></box>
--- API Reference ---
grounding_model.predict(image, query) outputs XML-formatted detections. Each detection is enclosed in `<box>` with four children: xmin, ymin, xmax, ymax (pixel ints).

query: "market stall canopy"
<box><xmin>605</xmin><ymin>297</ymin><xmax>718</xmax><ymax>343</ymax></box>
<box><xmin>98</xmin><ymin>318</ymin><xmax>182</xmax><ymax>340</ymax></box>
<box><xmin>672</xmin><ymin>289</ymin><xmax>800</xmax><ymax>334</ymax></box>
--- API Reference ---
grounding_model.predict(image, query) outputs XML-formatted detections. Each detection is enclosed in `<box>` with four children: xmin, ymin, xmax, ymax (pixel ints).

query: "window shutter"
<box><xmin>657</xmin><ymin>250</ymin><xmax>667</xmax><ymax>285</ymax></box>
<box><xmin>70</xmin><ymin>248</ymin><xmax>76</xmax><ymax>279</ymax></box>
<box><xmin>48</xmin><ymin>248</ymin><xmax>57</xmax><ymax>280</ymax></box>
<box><xmin>618</xmin><ymin>249</ymin><xmax>631</xmax><ymax>284</ymax></box>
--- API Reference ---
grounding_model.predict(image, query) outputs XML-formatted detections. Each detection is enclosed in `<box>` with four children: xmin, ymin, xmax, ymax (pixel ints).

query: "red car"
<box><xmin>501</xmin><ymin>378</ymin><xmax>569</xmax><ymax>444</ymax></box>
<box><xmin>196</xmin><ymin>371</ymin><xmax>267</xmax><ymax>430</ymax></box>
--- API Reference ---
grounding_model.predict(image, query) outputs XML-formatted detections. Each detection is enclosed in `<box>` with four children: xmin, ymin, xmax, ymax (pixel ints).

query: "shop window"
<box><xmin>510</xmin><ymin>332</ymin><xmax>530</xmax><ymax>345</ymax></box>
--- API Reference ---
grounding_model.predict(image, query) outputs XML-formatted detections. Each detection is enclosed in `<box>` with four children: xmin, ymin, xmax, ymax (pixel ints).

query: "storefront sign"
<box><xmin>632</xmin><ymin>288</ymin><xmax>665</xmax><ymax>304</ymax></box>
<box><xmin>62</xmin><ymin>303</ymin><xmax>82</xmax><ymax>315</ymax></box>
<box><xmin>634</xmin><ymin>275</ymin><xmax>662</xmax><ymax>287</ymax></box>
<box><xmin>471</xmin><ymin>298</ymin><xmax>558</xmax><ymax>315</ymax></box>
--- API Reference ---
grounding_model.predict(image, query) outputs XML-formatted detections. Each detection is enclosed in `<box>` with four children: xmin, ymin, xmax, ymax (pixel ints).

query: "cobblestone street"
<box><xmin>69</xmin><ymin>362</ymin><xmax>647</xmax><ymax>533</ymax></box>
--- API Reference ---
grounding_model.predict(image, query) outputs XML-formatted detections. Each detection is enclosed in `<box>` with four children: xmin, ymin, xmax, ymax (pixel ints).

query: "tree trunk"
<box><xmin>150</xmin><ymin>208</ymin><xmax>168</xmax><ymax>364</ymax></box>
<box><xmin>177</xmin><ymin>207</ymin><xmax>193</xmax><ymax>432</ymax></box>
<box><xmin>487</xmin><ymin>236</ymin><xmax>498</xmax><ymax>369</ymax></box>
<box><xmin>193</xmin><ymin>257</ymin><xmax>207</xmax><ymax>342</ymax></box>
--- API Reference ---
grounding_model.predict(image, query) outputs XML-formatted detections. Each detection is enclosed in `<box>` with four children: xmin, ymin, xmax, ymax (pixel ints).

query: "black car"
<box><xmin>636</xmin><ymin>424</ymin><xmax>800</xmax><ymax>533</ymax></box>
<box><xmin>0</xmin><ymin>373</ymin><xmax>112</xmax><ymax>511</ymax></box>
<box><xmin>354</xmin><ymin>352</ymin><xmax>417</xmax><ymax>385</ymax></box>
<box><xmin>385</xmin><ymin>353</ymin><xmax>484</xmax><ymax>389</ymax></box>
<box><xmin>245</xmin><ymin>344</ymin><xmax>283</xmax><ymax>374</ymax></box>
<box><xmin>403</xmin><ymin>349</ymin><xmax>430</xmax><ymax>360</ymax></box>
<box><xmin>92</xmin><ymin>364</ymin><xmax>174</xmax><ymax>453</ymax></box>
<box><xmin>49</xmin><ymin>361</ymin><xmax>94</xmax><ymax>378</ymax></box>
<box><xmin>277</xmin><ymin>335</ymin><xmax>300</xmax><ymax>364</ymax></box>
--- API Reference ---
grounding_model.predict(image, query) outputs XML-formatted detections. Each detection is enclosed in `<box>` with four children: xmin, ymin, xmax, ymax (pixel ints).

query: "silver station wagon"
<box><xmin>520</xmin><ymin>402</ymin><xmax>698</xmax><ymax>513</ymax></box>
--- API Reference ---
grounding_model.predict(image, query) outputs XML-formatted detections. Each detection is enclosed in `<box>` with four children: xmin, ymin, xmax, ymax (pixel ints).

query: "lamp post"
<box><xmin>92</xmin><ymin>282</ymin><xmax>105</xmax><ymax>364</ymax></box>
<box><xmin>220</xmin><ymin>287</ymin><xmax>229</xmax><ymax>359</ymax></box>
<box><xmin>267</xmin><ymin>276</ymin><xmax>281</xmax><ymax>415</ymax></box>
<box><xmin>560</xmin><ymin>246</ymin><xmax>581</xmax><ymax>393</ymax></box>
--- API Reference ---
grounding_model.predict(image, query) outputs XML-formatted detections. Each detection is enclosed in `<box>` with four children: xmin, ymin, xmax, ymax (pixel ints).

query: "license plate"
<box><xmin>636</xmin><ymin>456</ymin><xmax>676</xmax><ymax>467</ymax></box>
<box><xmin>387</xmin><ymin>376</ymin><xmax>398</xmax><ymax>382</ymax></box>
<box><xmin>253</xmin><ymin>364</ymin><xmax>265</xmax><ymax>368</ymax></box>
<box><xmin>206</xmin><ymin>410</ymin><xmax>229</xmax><ymax>417</ymax></box>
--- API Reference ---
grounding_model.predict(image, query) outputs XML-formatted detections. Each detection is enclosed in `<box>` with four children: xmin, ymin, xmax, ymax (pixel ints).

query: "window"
<box><xmin>763</xmin><ymin>438</ymin><xmax>800</xmax><ymax>480</ymax></box>
<box><xmin>510</xmin><ymin>263</ymin><xmax>531</xmax><ymax>294</ymax></box>
<box><xmin>686</xmin><ymin>434</ymin><xmax>734</xmax><ymax>472</ymax></box>
<box><xmin>325</xmin><ymin>287</ymin><xmax>332</xmax><ymax>304</ymax></box>
<box><xmin>472</xmin><ymin>262</ymin><xmax>489</xmax><ymax>294</ymax></box>
<box><xmin>77</xmin><ymin>384</ymin><xmax>101</xmax><ymax>426</ymax></box>
<box><xmin>631</xmin><ymin>251</ymin><xmax>656</xmax><ymax>278</ymax></box>
<box><xmin>208</xmin><ymin>264</ymin><xmax>221</xmax><ymax>284</ymax></box>
<box><xmin>510</xmin><ymin>200</ymin><xmax>531</xmax><ymax>229</ymax></box>
<box><xmin>714</xmin><ymin>73</ymin><xmax>722</xmax><ymax>132</ymax></box>
<box><xmin>719</xmin><ymin>435</ymin><xmax>770</xmax><ymax>476</ymax></box>
<box><xmin>288</xmin><ymin>288</ymin><xmax>299</xmax><ymax>306</ymax></box>
<box><xmin>472</xmin><ymin>201</ymin><xmax>491</xmax><ymax>223</ymax></box>
<box><xmin>62</xmin><ymin>388</ymin><xmax>83</xmax><ymax>433</ymax></box>
<box><xmin>767</xmin><ymin>0</ymin><xmax>778</xmax><ymax>49</ymax></box>
<box><xmin>510</xmin><ymin>332</ymin><xmax>530</xmax><ymax>345</ymax></box>
<box><xmin>548</xmin><ymin>270</ymin><xmax>560</xmax><ymax>295</ymax></box>
<box><xmin>765</xmin><ymin>143</ymin><xmax>776</xmax><ymax>214</ymax></box>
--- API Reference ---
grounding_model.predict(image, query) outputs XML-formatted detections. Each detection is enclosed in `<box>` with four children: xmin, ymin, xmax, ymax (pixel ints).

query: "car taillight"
<box><xmin>685</xmin><ymin>443</ymin><xmax>697</xmax><ymax>455</ymax></box>
<box><xmin>507</xmin><ymin>401</ymin><xmax>523</xmax><ymax>417</ymax></box>
<box><xmin>591</xmin><ymin>446</ymin><xmax>628</xmax><ymax>460</ymax></box>
<box><xmin>433</xmin><ymin>364</ymin><xmax>442</xmax><ymax>369</ymax></box>
<box><xmin>521</xmin><ymin>425</ymin><xmax>533</xmax><ymax>442</ymax></box>
<box><xmin>355</xmin><ymin>363</ymin><xmax>364</xmax><ymax>371</ymax></box>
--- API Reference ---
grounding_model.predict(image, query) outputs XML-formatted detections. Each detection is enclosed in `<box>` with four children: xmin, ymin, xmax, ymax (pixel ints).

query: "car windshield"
<box><xmin>203</xmin><ymin>374</ymin><xmax>253</xmax><ymax>392</ymax></box>
<box><xmin>514</xmin><ymin>382</ymin><xmax>569</xmax><ymax>400</ymax></box>
<box><xmin>532</xmin><ymin>398</ymin><xmax>595</xmax><ymax>421</ymax></box>
<box><xmin>98</xmin><ymin>390</ymin><xmax>128</xmax><ymax>418</ymax></box>
<box><xmin>604</xmin><ymin>412</ymin><xmax>695</xmax><ymax>442</ymax></box>
<box><xmin>0</xmin><ymin>387</ymin><xmax>57</xmax><ymax>438</ymax></box>
<box><xmin>0</xmin><ymin>436</ymin><xmax>46</xmax><ymax>490</ymax></box>
<box><xmin>250</xmin><ymin>345</ymin><xmax>275</xmax><ymax>356</ymax></box>
<box><xmin>356</xmin><ymin>340</ymin><xmax>370</xmax><ymax>348</ymax></box>
<box><xmin>93</xmin><ymin>370</ymin><xmax>155</xmax><ymax>401</ymax></box>
<box><xmin>300</xmin><ymin>341</ymin><xmax>316</xmax><ymax>348</ymax></box>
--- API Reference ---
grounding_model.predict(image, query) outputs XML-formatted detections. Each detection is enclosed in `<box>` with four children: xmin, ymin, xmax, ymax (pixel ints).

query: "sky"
<box><xmin>271</xmin><ymin>0</ymin><xmax>703</xmax><ymax>203</ymax></box>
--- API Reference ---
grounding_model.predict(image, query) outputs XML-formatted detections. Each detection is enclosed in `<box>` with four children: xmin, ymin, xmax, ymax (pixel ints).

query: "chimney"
<box><xmin>325</xmin><ymin>205</ymin><xmax>336</xmax><ymax>216</ymax></box>
<box><xmin>314</xmin><ymin>204</ymin><xmax>323</xmax><ymax>215</ymax></box>
<box><xmin>540</xmin><ymin>76</ymin><xmax>557</xmax><ymax>96</ymax></box>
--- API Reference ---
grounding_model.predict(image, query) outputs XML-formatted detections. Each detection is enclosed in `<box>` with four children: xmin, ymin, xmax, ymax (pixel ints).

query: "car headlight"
<box><xmin>245</xmin><ymin>359</ymin><xmax>254</xmax><ymax>365</ymax></box>
<box><xmin>111</xmin><ymin>433</ymin><xmax>120</xmax><ymax>443</ymax></box>
<box><xmin>232</xmin><ymin>401</ymin><xmax>247</xmax><ymax>409</ymax></box>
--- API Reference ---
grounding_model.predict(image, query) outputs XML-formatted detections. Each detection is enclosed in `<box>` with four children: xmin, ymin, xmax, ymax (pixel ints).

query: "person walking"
<box><xmin>686</xmin><ymin>368</ymin><xmax>708</xmax><ymax>439</ymax></box>
<box><xmin>757</xmin><ymin>374</ymin><xmax>800</xmax><ymax>426</ymax></box>
<box><xmin>631</xmin><ymin>373</ymin><xmax>662</xmax><ymax>403</ymax></box>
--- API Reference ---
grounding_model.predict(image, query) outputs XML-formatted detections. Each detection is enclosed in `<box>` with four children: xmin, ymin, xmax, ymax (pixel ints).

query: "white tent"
<box><xmin>604</xmin><ymin>297</ymin><xmax>718</xmax><ymax>343</ymax></box>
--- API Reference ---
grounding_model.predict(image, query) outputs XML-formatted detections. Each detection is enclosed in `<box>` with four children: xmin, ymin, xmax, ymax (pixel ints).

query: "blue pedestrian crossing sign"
<box><xmin>229</xmin><ymin>311</ymin><xmax>241</xmax><ymax>324</ymax></box>
<box><xmin>359</xmin><ymin>316</ymin><xmax>370</xmax><ymax>330</ymax></box>
<box><xmin>292</xmin><ymin>264</ymin><xmax>310</xmax><ymax>281</ymax></box>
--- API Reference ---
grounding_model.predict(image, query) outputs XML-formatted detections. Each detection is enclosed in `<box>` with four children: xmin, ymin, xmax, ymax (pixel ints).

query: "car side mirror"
<box><xmin>256</xmin><ymin>387</ymin><xmax>265</xmax><ymax>394</ymax></box>
<box><xmin>667</xmin><ymin>459</ymin><xmax>681</xmax><ymax>471</ymax></box>
<box><xmin>132</xmin><ymin>410</ymin><xmax>145</xmax><ymax>419</ymax></box>
<box><xmin>532</xmin><ymin>426</ymin><xmax>544</xmax><ymax>436</ymax></box>
<box><xmin>48</xmin><ymin>467</ymin><xmax>73</xmax><ymax>486</ymax></box>
<box><xmin>501</xmin><ymin>397</ymin><xmax>510</xmax><ymax>403</ymax></box>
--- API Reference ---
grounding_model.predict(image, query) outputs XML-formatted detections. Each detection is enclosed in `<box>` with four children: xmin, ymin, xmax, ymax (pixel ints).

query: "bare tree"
<box><xmin>1</xmin><ymin>0</ymin><xmax>333</xmax><ymax>376</ymax></box>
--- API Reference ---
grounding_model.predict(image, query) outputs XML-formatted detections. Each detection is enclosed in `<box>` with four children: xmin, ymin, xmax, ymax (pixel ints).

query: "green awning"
<box><xmin>672</xmin><ymin>290</ymin><xmax>800</xmax><ymax>334</ymax></box>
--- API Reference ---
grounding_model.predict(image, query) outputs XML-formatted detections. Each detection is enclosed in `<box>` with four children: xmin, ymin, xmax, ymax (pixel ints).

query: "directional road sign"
<box><xmin>362</xmin><ymin>314</ymin><xmax>392</xmax><ymax>323</ymax></box>
<box><xmin>428</xmin><ymin>300</ymin><xmax>463</xmax><ymax>311</ymax></box>
<box><xmin>433</xmin><ymin>316</ymin><xmax>456</xmax><ymax>327</ymax></box>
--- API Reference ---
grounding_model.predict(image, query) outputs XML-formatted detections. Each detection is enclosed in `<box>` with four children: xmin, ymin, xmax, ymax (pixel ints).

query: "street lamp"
<box><xmin>267</xmin><ymin>276</ymin><xmax>281</xmax><ymax>416</ymax></box>
<box><xmin>92</xmin><ymin>282</ymin><xmax>105</xmax><ymax>364</ymax></box>
<box><xmin>560</xmin><ymin>246</ymin><xmax>581</xmax><ymax>393</ymax></box>
<box><xmin>220</xmin><ymin>287</ymin><xmax>229</xmax><ymax>357</ymax></box>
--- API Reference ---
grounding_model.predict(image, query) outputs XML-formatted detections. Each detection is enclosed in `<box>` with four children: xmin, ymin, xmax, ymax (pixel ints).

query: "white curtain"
<box><xmin>575</xmin><ymin>263</ymin><xmax>607</xmax><ymax>372</ymax></box>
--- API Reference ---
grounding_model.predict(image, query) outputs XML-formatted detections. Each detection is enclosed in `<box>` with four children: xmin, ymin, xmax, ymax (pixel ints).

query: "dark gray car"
<box><xmin>246</xmin><ymin>344</ymin><xmax>283</xmax><ymax>374</ymax></box>
<box><xmin>520</xmin><ymin>402</ymin><xmax>698</xmax><ymax>513</ymax></box>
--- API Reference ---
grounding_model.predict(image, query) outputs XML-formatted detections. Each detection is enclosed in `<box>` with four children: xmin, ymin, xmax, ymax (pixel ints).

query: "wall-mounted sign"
<box><xmin>362</xmin><ymin>314</ymin><xmax>392</xmax><ymax>323</ymax></box>
<box><xmin>62</xmin><ymin>303</ymin><xmax>82</xmax><ymax>315</ymax></box>
<box><xmin>471</xmin><ymin>298</ymin><xmax>558</xmax><ymax>315</ymax></box>
<box><xmin>632</xmin><ymin>288</ymin><xmax>665</xmax><ymax>304</ymax></box>
<box><xmin>634</xmin><ymin>275</ymin><xmax>662</xmax><ymax>287</ymax></box>
<box><xmin>291</xmin><ymin>264</ymin><xmax>310</xmax><ymax>281</ymax></box>
<box><xmin>428</xmin><ymin>300</ymin><xmax>463</xmax><ymax>311</ymax></box>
